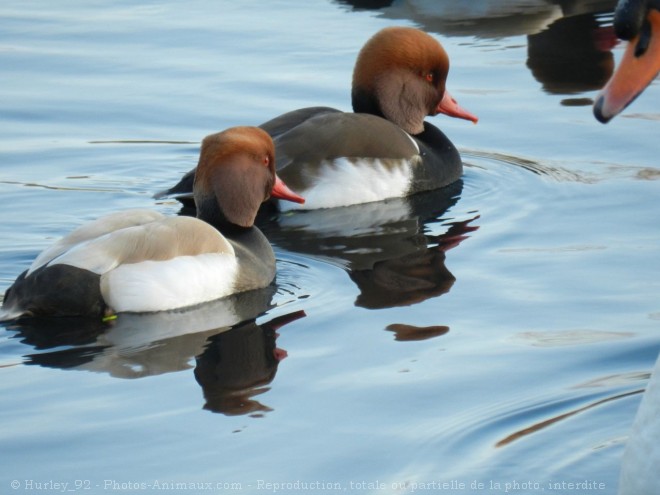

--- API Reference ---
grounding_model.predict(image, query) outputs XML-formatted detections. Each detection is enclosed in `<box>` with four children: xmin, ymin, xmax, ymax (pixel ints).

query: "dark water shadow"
<box><xmin>527</xmin><ymin>10</ymin><xmax>616</xmax><ymax>95</ymax></box>
<box><xmin>4</xmin><ymin>287</ymin><xmax>305</xmax><ymax>415</ymax></box>
<box><xmin>195</xmin><ymin>310</ymin><xmax>304</xmax><ymax>416</ymax></box>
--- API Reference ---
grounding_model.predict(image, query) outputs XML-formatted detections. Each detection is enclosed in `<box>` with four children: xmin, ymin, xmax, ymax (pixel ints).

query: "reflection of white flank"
<box><xmin>277</xmin><ymin>197</ymin><xmax>413</xmax><ymax>238</ymax></box>
<box><xmin>279</xmin><ymin>157</ymin><xmax>414</xmax><ymax>211</ymax></box>
<box><xmin>98</xmin><ymin>296</ymin><xmax>254</xmax><ymax>351</ymax></box>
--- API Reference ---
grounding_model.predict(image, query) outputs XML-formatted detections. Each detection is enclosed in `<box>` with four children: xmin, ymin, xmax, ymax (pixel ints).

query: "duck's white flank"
<box><xmin>21</xmin><ymin>210</ymin><xmax>242</xmax><ymax>313</ymax></box>
<box><xmin>100</xmin><ymin>252</ymin><xmax>239</xmax><ymax>313</ymax></box>
<box><xmin>279</xmin><ymin>157</ymin><xmax>416</xmax><ymax>211</ymax></box>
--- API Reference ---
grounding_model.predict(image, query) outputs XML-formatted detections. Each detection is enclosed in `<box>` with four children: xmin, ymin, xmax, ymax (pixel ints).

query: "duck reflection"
<box><xmin>195</xmin><ymin>311</ymin><xmax>303</xmax><ymax>416</ymax></box>
<box><xmin>260</xmin><ymin>181</ymin><xmax>478</xmax><ymax>310</ymax></box>
<box><xmin>336</xmin><ymin>0</ymin><xmax>618</xmax><ymax>96</ymax></box>
<box><xmin>7</xmin><ymin>287</ymin><xmax>304</xmax><ymax>414</ymax></box>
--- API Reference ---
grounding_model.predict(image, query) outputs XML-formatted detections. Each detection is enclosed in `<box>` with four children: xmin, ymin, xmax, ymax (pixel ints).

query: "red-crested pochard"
<box><xmin>1</xmin><ymin>127</ymin><xmax>304</xmax><ymax>319</ymax></box>
<box><xmin>156</xmin><ymin>26</ymin><xmax>477</xmax><ymax>210</ymax></box>
<box><xmin>594</xmin><ymin>0</ymin><xmax>660</xmax><ymax>122</ymax></box>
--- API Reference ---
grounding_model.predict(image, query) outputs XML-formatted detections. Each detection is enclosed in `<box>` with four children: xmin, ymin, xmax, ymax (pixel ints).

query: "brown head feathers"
<box><xmin>351</xmin><ymin>27</ymin><xmax>451</xmax><ymax>134</ymax></box>
<box><xmin>193</xmin><ymin>127</ymin><xmax>276</xmax><ymax>228</ymax></box>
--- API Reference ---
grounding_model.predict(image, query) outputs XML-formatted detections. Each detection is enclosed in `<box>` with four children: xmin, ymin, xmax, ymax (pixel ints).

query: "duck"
<box><xmin>0</xmin><ymin>126</ymin><xmax>305</xmax><ymax>320</ymax></box>
<box><xmin>156</xmin><ymin>26</ymin><xmax>477</xmax><ymax>211</ymax></box>
<box><xmin>594</xmin><ymin>0</ymin><xmax>660</xmax><ymax>122</ymax></box>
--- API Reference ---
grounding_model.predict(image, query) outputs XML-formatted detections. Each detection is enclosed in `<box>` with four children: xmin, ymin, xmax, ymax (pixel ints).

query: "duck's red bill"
<box><xmin>272</xmin><ymin>175</ymin><xmax>305</xmax><ymax>204</ymax></box>
<box><xmin>436</xmin><ymin>90</ymin><xmax>479</xmax><ymax>124</ymax></box>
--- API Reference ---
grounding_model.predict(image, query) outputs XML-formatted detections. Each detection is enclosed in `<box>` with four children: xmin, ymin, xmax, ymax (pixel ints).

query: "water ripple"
<box><xmin>463</xmin><ymin>149</ymin><xmax>593</xmax><ymax>183</ymax></box>
<box><xmin>492</xmin><ymin>389</ymin><xmax>640</xmax><ymax>448</ymax></box>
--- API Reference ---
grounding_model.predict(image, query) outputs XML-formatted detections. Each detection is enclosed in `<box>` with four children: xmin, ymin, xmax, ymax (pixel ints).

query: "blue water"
<box><xmin>2</xmin><ymin>1</ymin><xmax>660</xmax><ymax>493</ymax></box>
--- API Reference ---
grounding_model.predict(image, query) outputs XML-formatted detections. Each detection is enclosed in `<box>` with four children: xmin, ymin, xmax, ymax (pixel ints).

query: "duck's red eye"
<box><xmin>263</xmin><ymin>156</ymin><xmax>270</xmax><ymax>166</ymax></box>
<box><xmin>425</xmin><ymin>73</ymin><xmax>433</xmax><ymax>83</ymax></box>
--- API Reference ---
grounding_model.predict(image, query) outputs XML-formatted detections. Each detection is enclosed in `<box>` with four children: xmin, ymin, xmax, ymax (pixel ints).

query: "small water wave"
<box><xmin>88</xmin><ymin>140</ymin><xmax>197</xmax><ymax>145</ymax></box>
<box><xmin>422</xmin><ymin>382</ymin><xmax>637</xmax><ymax>485</ymax></box>
<box><xmin>491</xmin><ymin>389</ymin><xmax>640</xmax><ymax>448</ymax></box>
<box><xmin>510</xmin><ymin>329</ymin><xmax>633</xmax><ymax>347</ymax></box>
<box><xmin>463</xmin><ymin>149</ymin><xmax>660</xmax><ymax>189</ymax></box>
<box><xmin>0</xmin><ymin>179</ymin><xmax>125</xmax><ymax>193</ymax></box>
<box><xmin>462</xmin><ymin>149</ymin><xmax>592</xmax><ymax>183</ymax></box>
<box><xmin>274</xmin><ymin>251</ymin><xmax>353</xmax><ymax>314</ymax></box>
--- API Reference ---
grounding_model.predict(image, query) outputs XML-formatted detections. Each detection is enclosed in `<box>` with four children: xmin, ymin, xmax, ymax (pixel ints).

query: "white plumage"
<box><xmin>279</xmin><ymin>157</ymin><xmax>415</xmax><ymax>211</ymax></box>
<box><xmin>101</xmin><ymin>252</ymin><xmax>239</xmax><ymax>313</ymax></box>
<box><xmin>25</xmin><ymin>210</ymin><xmax>239</xmax><ymax>313</ymax></box>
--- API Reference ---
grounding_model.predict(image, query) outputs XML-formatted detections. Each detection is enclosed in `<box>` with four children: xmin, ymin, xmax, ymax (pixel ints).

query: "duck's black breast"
<box><xmin>408</xmin><ymin>121</ymin><xmax>463</xmax><ymax>195</ymax></box>
<box><xmin>226</xmin><ymin>227</ymin><xmax>276</xmax><ymax>293</ymax></box>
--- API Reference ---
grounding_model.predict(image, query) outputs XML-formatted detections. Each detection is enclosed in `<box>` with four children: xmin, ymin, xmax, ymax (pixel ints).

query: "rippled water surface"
<box><xmin>2</xmin><ymin>1</ymin><xmax>660</xmax><ymax>493</ymax></box>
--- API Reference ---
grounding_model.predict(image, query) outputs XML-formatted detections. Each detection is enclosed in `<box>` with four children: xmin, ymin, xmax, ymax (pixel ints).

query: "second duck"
<box><xmin>158</xmin><ymin>26</ymin><xmax>478</xmax><ymax>211</ymax></box>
